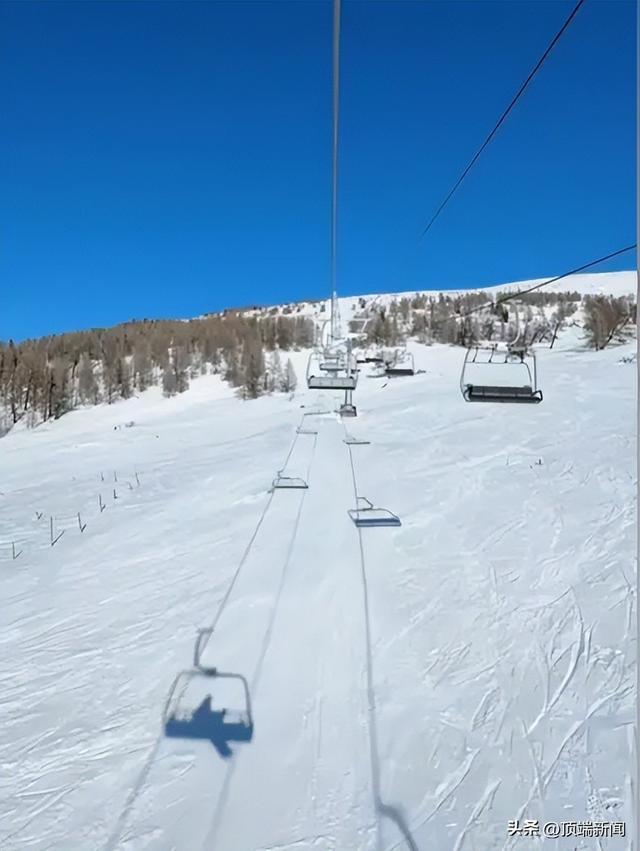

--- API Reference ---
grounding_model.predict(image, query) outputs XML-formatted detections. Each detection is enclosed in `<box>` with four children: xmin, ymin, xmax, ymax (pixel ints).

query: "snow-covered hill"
<box><xmin>0</xmin><ymin>286</ymin><xmax>636</xmax><ymax>850</ymax></box>
<box><xmin>231</xmin><ymin>270</ymin><xmax>637</xmax><ymax>320</ymax></box>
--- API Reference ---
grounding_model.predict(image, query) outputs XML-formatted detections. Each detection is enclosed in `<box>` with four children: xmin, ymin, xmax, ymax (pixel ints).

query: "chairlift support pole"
<box><xmin>339</xmin><ymin>387</ymin><xmax>357</xmax><ymax>417</ymax></box>
<box><xmin>329</xmin><ymin>0</ymin><xmax>341</xmax><ymax>346</ymax></box>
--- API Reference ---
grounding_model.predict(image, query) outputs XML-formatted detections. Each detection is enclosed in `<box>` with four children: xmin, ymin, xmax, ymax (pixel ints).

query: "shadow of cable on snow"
<box><xmin>103</xmin><ymin>431</ymin><xmax>316</xmax><ymax>851</ymax></box>
<box><xmin>103</xmin><ymin>670</ymin><xmax>186</xmax><ymax>851</ymax></box>
<box><xmin>344</xmin><ymin>439</ymin><xmax>418</xmax><ymax>851</ymax></box>
<box><xmin>352</xmin><ymin>498</ymin><xmax>419</xmax><ymax>851</ymax></box>
<box><xmin>204</xmin><ymin>446</ymin><xmax>316</xmax><ymax>849</ymax></box>
<box><xmin>377</xmin><ymin>801</ymin><xmax>419</xmax><ymax>851</ymax></box>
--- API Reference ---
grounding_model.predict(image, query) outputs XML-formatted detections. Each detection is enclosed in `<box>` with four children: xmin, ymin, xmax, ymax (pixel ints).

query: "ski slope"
<box><xmin>0</xmin><ymin>323</ymin><xmax>636</xmax><ymax>850</ymax></box>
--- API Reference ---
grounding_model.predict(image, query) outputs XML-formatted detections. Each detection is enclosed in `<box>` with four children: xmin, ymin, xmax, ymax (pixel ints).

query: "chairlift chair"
<box><xmin>306</xmin><ymin>349</ymin><xmax>358</xmax><ymax>391</ymax></box>
<box><xmin>385</xmin><ymin>350</ymin><xmax>415</xmax><ymax>377</ymax></box>
<box><xmin>348</xmin><ymin>496</ymin><xmax>401</xmax><ymax>527</ymax></box>
<box><xmin>356</xmin><ymin>347</ymin><xmax>384</xmax><ymax>364</ymax></box>
<box><xmin>319</xmin><ymin>353</ymin><xmax>345</xmax><ymax>372</ymax></box>
<box><xmin>460</xmin><ymin>345</ymin><xmax>543</xmax><ymax>404</ymax></box>
<box><xmin>343</xmin><ymin>436</ymin><xmax>371</xmax><ymax>445</ymax></box>
<box><xmin>367</xmin><ymin>362</ymin><xmax>387</xmax><ymax>379</ymax></box>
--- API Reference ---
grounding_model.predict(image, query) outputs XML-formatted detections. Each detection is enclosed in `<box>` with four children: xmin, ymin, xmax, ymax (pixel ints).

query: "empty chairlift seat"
<box><xmin>385</xmin><ymin>350</ymin><xmax>415</xmax><ymax>377</ymax></box>
<box><xmin>348</xmin><ymin>497</ymin><xmax>401</xmax><ymax>527</ymax></box>
<box><xmin>460</xmin><ymin>345</ymin><xmax>543</xmax><ymax>404</ymax></box>
<box><xmin>366</xmin><ymin>362</ymin><xmax>387</xmax><ymax>380</ymax></box>
<box><xmin>306</xmin><ymin>350</ymin><xmax>358</xmax><ymax>391</ymax></box>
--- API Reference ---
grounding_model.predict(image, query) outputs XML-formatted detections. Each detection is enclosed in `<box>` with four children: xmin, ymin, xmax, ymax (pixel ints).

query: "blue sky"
<box><xmin>0</xmin><ymin>0</ymin><xmax>636</xmax><ymax>341</ymax></box>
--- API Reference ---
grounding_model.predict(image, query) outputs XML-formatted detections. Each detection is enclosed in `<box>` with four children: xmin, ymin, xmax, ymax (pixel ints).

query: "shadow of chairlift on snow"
<box><xmin>348</xmin><ymin>496</ymin><xmax>401</xmax><ymax>528</ymax></box>
<box><xmin>343</xmin><ymin>435</ymin><xmax>370</xmax><ymax>445</ymax></box>
<box><xmin>270</xmin><ymin>469</ymin><xmax>309</xmax><ymax>491</ymax></box>
<box><xmin>165</xmin><ymin>689</ymin><xmax>253</xmax><ymax>759</ymax></box>
<box><xmin>164</xmin><ymin>629</ymin><xmax>254</xmax><ymax>759</ymax></box>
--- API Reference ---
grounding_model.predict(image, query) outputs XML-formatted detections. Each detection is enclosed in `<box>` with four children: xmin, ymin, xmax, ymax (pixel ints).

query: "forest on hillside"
<box><xmin>0</xmin><ymin>289</ymin><xmax>635</xmax><ymax>435</ymax></box>
<box><xmin>0</xmin><ymin>313</ymin><xmax>314</xmax><ymax>434</ymax></box>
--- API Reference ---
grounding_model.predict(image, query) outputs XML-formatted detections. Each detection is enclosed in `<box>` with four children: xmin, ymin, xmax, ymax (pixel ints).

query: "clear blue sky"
<box><xmin>0</xmin><ymin>0</ymin><xmax>636</xmax><ymax>341</ymax></box>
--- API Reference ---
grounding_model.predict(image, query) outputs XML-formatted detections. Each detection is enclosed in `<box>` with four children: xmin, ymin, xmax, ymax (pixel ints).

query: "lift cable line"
<box><xmin>330</xmin><ymin>0</ymin><xmax>341</xmax><ymax>345</ymax></box>
<box><xmin>419</xmin><ymin>0</ymin><xmax>587</xmax><ymax>240</ymax></box>
<box><xmin>453</xmin><ymin>243</ymin><xmax>637</xmax><ymax>323</ymax></box>
<box><xmin>306</xmin><ymin>0</ymin><xmax>359</xmax><ymax>416</ymax></box>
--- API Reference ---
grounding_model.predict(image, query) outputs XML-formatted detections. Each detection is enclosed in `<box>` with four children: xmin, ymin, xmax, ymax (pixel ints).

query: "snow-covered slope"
<box><xmin>0</xmin><ymin>326</ymin><xmax>636</xmax><ymax>850</ymax></box>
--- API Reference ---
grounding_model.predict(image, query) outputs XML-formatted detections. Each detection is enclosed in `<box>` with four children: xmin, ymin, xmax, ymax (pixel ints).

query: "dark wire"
<box><xmin>420</xmin><ymin>0</ymin><xmax>587</xmax><ymax>240</ymax></box>
<box><xmin>455</xmin><ymin>243</ymin><xmax>637</xmax><ymax>322</ymax></box>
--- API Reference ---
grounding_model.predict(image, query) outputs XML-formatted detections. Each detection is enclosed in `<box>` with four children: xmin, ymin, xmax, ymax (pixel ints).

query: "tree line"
<box><xmin>2</xmin><ymin>288</ymin><xmax>635</xmax><ymax>435</ymax></box>
<box><xmin>0</xmin><ymin>312</ymin><xmax>313</xmax><ymax>434</ymax></box>
<box><xmin>349</xmin><ymin>290</ymin><xmax>636</xmax><ymax>352</ymax></box>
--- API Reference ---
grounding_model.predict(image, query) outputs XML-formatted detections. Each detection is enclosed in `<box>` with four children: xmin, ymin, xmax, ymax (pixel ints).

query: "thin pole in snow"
<box><xmin>50</xmin><ymin>517</ymin><xmax>64</xmax><ymax>547</ymax></box>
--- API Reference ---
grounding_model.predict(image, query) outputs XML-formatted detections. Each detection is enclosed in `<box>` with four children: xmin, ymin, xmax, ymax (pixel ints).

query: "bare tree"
<box><xmin>78</xmin><ymin>355</ymin><xmax>99</xmax><ymax>404</ymax></box>
<box><xmin>266</xmin><ymin>349</ymin><xmax>283</xmax><ymax>393</ymax></box>
<box><xmin>281</xmin><ymin>358</ymin><xmax>297</xmax><ymax>393</ymax></box>
<box><xmin>584</xmin><ymin>296</ymin><xmax>632</xmax><ymax>350</ymax></box>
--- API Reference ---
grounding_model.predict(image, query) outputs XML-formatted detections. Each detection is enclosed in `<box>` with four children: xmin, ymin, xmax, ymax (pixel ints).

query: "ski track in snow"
<box><xmin>0</xmin><ymin>316</ymin><xmax>636</xmax><ymax>850</ymax></box>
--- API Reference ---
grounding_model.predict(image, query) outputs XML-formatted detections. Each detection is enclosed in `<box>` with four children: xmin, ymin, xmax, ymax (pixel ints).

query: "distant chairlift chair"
<box><xmin>385</xmin><ymin>350</ymin><xmax>415</xmax><ymax>377</ymax></box>
<box><xmin>367</xmin><ymin>361</ymin><xmax>387</xmax><ymax>380</ymax></box>
<box><xmin>306</xmin><ymin>350</ymin><xmax>358</xmax><ymax>391</ymax></box>
<box><xmin>460</xmin><ymin>345</ymin><xmax>543</xmax><ymax>404</ymax></box>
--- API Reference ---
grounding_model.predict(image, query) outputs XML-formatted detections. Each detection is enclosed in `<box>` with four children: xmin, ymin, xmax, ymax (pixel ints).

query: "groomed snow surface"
<box><xmin>1</xmin><ymin>310</ymin><xmax>637</xmax><ymax>850</ymax></box>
